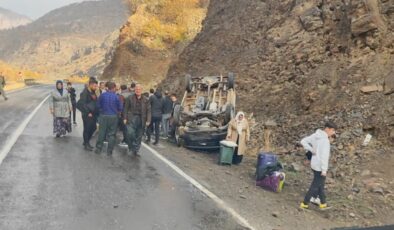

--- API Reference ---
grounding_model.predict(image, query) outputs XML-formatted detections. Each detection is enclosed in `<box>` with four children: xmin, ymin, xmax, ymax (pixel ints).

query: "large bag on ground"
<box><xmin>255</xmin><ymin>153</ymin><xmax>281</xmax><ymax>180</ymax></box>
<box><xmin>256</xmin><ymin>171</ymin><xmax>285</xmax><ymax>193</ymax></box>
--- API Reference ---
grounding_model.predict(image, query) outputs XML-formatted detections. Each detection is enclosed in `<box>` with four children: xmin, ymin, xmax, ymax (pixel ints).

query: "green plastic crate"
<box><xmin>218</xmin><ymin>141</ymin><xmax>237</xmax><ymax>165</ymax></box>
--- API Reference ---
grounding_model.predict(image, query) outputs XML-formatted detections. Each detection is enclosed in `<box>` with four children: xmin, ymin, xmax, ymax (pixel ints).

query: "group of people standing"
<box><xmin>49</xmin><ymin>77</ymin><xmax>179</xmax><ymax>157</ymax></box>
<box><xmin>47</xmin><ymin>77</ymin><xmax>338</xmax><ymax>211</ymax></box>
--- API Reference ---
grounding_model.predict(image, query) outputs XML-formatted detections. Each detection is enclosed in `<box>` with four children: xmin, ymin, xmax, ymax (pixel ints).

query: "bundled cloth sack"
<box><xmin>255</xmin><ymin>152</ymin><xmax>285</xmax><ymax>193</ymax></box>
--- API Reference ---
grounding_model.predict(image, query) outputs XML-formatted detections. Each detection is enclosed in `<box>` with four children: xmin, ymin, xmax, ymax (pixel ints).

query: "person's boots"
<box><xmin>153</xmin><ymin>136</ymin><xmax>159</xmax><ymax>145</ymax></box>
<box><xmin>85</xmin><ymin>143</ymin><xmax>94</xmax><ymax>151</ymax></box>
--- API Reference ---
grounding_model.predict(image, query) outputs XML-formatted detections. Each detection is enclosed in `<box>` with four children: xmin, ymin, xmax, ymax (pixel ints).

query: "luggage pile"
<box><xmin>255</xmin><ymin>152</ymin><xmax>285</xmax><ymax>193</ymax></box>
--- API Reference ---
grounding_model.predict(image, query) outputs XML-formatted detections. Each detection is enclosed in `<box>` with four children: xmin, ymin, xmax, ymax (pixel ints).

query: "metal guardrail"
<box><xmin>24</xmin><ymin>79</ymin><xmax>38</xmax><ymax>86</ymax></box>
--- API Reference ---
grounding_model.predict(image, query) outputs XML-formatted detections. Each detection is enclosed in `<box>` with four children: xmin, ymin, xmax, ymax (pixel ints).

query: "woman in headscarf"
<box><xmin>226</xmin><ymin>111</ymin><xmax>250</xmax><ymax>164</ymax></box>
<box><xmin>49</xmin><ymin>80</ymin><xmax>72</xmax><ymax>137</ymax></box>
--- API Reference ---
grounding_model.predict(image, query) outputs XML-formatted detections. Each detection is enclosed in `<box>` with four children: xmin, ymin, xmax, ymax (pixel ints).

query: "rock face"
<box><xmin>161</xmin><ymin>0</ymin><xmax>394</xmax><ymax>225</ymax></box>
<box><xmin>0</xmin><ymin>0</ymin><xmax>127</xmax><ymax>79</ymax></box>
<box><xmin>0</xmin><ymin>7</ymin><xmax>31</xmax><ymax>30</ymax></box>
<box><xmin>163</xmin><ymin>0</ymin><xmax>394</xmax><ymax>146</ymax></box>
<box><xmin>299</xmin><ymin>7</ymin><xmax>323</xmax><ymax>31</ymax></box>
<box><xmin>102</xmin><ymin>0</ymin><xmax>208</xmax><ymax>86</ymax></box>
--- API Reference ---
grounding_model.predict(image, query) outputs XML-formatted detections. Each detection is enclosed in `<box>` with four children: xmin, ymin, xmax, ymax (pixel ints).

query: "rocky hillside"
<box><xmin>0</xmin><ymin>7</ymin><xmax>31</xmax><ymax>30</ymax></box>
<box><xmin>0</xmin><ymin>0</ymin><xmax>128</xmax><ymax>80</ymax></box>
<box><xmin>162</xmin><ymin>0</ymin><xmax>394</xmax><ymax>226</ymax></box>
<box><xmin>101</xmin><ymin>0</ymin><xmax>208</xmax><ymax>86</ymax></box>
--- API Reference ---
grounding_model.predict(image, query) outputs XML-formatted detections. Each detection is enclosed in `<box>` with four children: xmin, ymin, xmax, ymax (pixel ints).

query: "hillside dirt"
<box><xmin>150</xmin><ymin>140</ymin><xmax>344</xmax><ymax>230</ymax></box>
<box><xmin>158</xmin><ymin>0</ymin><xmax>394</xmax><ymax>228</ymax></box>
<box><xmin>148</xmin><ymin>139</ymin><xmax>394</xmax><ymax>229</ymax></box>
<box><xmin>101</xmin><ymin>0</ymin><xmax>208</xmax><ymax>87</ymax></box>
<box><xmin>101</xmin><ymin>0</ymin><xmax>394</xmax><ymax>228</ymax></box>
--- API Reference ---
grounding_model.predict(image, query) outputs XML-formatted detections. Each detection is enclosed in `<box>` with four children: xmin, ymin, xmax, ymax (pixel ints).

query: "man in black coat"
<box><xmin>123</xmin><ymin>84</ymin><xmax>151</xmax><ymax>156</ymax></box>
<box><xmin>162</xmin><ymin>91</ymin><xmax>173</xmax><ymax>139</ymax></box>
<box><xmin>147</xmin><ymin>90</ymin><xmax>164</xmax><ymax>145</ymax></box>
<box><xmin>67</xmin><ymin>82</ymin><xmax>77</xmax><ymax>124</ymax></box>
<box><xmin>77</xmin><ymin>78</ymin><xmax>98</xmax><ymax>151</ymax></box>
<box><xmin>169</xmin><ymin>94</ymin><xmax>180</xmax><ymax>137</ymax></box>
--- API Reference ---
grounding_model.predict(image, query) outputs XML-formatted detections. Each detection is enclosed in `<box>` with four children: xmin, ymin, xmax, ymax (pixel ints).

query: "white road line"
<box><xmin>142</xmin><ymin>143</ymin><xmax>256</xmax><ymax>230</ymax></box>
<box><xmin>0</xmin><ymin>95</ymin><xmax>50</xmax><ymax>165</ymax></box>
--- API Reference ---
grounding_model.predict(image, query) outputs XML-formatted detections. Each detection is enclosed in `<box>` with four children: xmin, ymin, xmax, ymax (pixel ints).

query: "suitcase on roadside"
<box><xmin>256</xmin><ymin>171</ymin><xmax>285</xmax><ymax>193</ymax></box>
<box><xmin>256</xmin><ymin>153</ymin><xmax>279</xmax><ymax>180</ymax></box>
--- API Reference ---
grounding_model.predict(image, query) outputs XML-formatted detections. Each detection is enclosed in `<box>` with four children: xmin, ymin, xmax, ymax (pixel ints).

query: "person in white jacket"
<box><xmin>300</xmin><ymin>121</ymin><xmax>337</xmax><ymax>210</ymax></box>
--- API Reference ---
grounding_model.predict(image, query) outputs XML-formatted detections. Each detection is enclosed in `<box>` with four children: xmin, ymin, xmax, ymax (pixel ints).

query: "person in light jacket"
<box><xmin>226</xmin><ymin>111</ymin><xmax>250</xmax><ymax>165</ymax></box>
<box><xmin>49</xmin><ymin>80</ymin><xmax>72</xmax><ymax>137</ymax></box>
<box><xmin>0</xmin><ymin>72</ymin><xmax>8</xmax><ymax>101</ymax></box>
<box><xmin>300</xmin><ymin>121</ymin><xmax>337</xmax><ymax>210</ymax></box>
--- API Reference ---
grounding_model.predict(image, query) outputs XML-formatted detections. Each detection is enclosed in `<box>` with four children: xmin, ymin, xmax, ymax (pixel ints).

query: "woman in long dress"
<box><xmin>226</xmin><ymin>111</ymin><xmax>250</xmax><ymax>164</ymax></box>
<box><xmin>49</xmin><ymin>80</ymin><xmax>72</xmax><ymax>137</ymax></box>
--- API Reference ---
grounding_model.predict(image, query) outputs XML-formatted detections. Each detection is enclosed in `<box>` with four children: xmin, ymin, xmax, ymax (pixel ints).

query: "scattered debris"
<box><xmin>360</xmin><ymin>85</ymin><xmax>383</xmax><ymax>93</ymax></box>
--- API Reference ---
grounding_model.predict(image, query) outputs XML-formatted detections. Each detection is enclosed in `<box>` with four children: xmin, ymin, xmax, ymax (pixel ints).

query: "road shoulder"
<box><xmin>148</xmin><ymin>140</ymin><xmax>344</xmax><ymax>230</ymax></box>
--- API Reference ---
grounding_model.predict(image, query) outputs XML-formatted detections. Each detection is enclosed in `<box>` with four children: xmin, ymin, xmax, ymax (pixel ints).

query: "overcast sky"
<box><xmin>0</xmin><ymin>0</ymin><xmax>88</xmax><ymax>19</ymax></box>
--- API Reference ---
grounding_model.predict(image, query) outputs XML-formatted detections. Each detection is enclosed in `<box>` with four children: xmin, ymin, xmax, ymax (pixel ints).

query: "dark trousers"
<box><xmin>147</xmin><ymin>116</ymin><xmax>161</xmax><ymax>142</ymax></box>
<box><xmin>126</xmin><ymin>115</ymin><xmax>144</xmax><ymax>153</ymax></box>
<box><xmin>304</xmin><ymin>169</ymin><xmax>327</xmax><ymax>204</ymax></box>
<box><xmin>96</xmin><ymin>115</ymin><xmax>118</xmax><ymax>152</ymax></box>
<box><xmin>232</xmin><ymin>136</ymin><xmax>243</xmax><ymax>164</ymax></box>
<box><xmin>71</xmin><ymin>103</ymin><xmax>77</xmax><ymax>123</ymax></box>
<box><xmin>0</xmin><ymin>87</ymin><xmax>6</xmax><ymax>99</ymax></box>
<box><xmin>82</xmin><ymin>115</ymin><xmax>97</xmax><ymax>145</ymax></box>
<box><xmin>118</xmin><ymin>116</ymin><xmax>127</xmax><ymax>142</ymax></box>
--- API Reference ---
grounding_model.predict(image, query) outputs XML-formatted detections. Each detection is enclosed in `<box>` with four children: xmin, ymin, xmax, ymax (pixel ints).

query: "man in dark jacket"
<box><xmin>169</xmin><ymin>94</ymin><xmax>180</xmax><ymax>137</ymax></box>
<box><xmin>118</xmin><ymin>85</ymin><xmax>132</xmax><ymax>146</ymax></box>
<box><xmin>67</xmin><ymin>82</ymin><xmax>77</xmax><ymax>124</ymax></box>
<box><xmin>161</xmin><ymin>91</ymin><xmax>173</xmax><ymax>139</ymax></box>
<box><xmin>123</xmin><ymin>84</ymin><xmax>151</xmax><ymax>156</ymax></box>
<box><xmin>0</xmin><ymin>72</ymin><xmax>8</xmax><ymax>101</ymax></box>
<box><xmin>147</xmin><ymin>90</ymin><xmax>164</xmax><ymax>145</ymax></box>
<box><xmin>77</xmin><ymin>78</ymin><xmax>99</xmax><ymax>151</ymax></box>
<box><xmin>95</xmin><ymin>82</ymin><xmax>123</xmax><ymax>155</ymax></box>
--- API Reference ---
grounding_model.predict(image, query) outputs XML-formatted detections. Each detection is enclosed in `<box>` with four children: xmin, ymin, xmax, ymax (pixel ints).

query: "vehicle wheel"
<box><xmin>175</xmin><ymin>127</ymin><xmax>184</xmax><ymax>147</ymax></box>
<box><xmin>227</xmin><ymin>72</ymin><xmax>235</xmax><ymax>89</ymax></box>
<box><xmin>173</xmin><ymin>104</ymin><xmax>181</xmax><ymax>125</ymax></box>
<box><xmin>185</xmin><ymin>74</ymin><xmax>192</xmax><ymax>93</ymax></box>
<box><xmin>225</xmin><ymin>104</ymin><xmax>235</xmax><ymax>124</ymax></box>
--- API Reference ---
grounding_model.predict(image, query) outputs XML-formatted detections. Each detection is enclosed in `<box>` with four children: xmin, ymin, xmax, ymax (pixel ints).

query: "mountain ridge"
<box><xmin>0</xmin><ymin>0</ymin><xmax>128</xmax><ymax>79</ymax></box>
<box><xmin>0</xmin><ymin>7</ymin><xmax>32</xmax><ymax>30</ymax></box>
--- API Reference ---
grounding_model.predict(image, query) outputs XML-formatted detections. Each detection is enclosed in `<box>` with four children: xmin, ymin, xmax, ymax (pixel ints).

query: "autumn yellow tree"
<box><xmin>125</xmin><ymin>0</ymin><xmax>207</xmax><ymax>50</ymax></box>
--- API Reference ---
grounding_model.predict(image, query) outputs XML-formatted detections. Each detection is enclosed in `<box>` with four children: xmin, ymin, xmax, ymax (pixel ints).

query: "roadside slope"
<box><xmin>161</xmin><ymin>0</ymin><xmax>394</xmax><ymax>226</ymax></box>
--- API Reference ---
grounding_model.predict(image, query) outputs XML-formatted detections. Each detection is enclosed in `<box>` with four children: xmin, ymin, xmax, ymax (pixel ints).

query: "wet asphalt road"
<box><xmin>0</xmin><ymin>86</ymin><xmax>247</xmax><ymax>230</ymax></box>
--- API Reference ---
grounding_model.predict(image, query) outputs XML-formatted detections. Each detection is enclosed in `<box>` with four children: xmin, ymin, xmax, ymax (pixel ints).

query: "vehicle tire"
<box><xmin>225</xmin><ymin>104</ymin><xmax>235</xmax><ymax>124</ymax></box>
<box><xmin>173</xmin><ymin>104</ymin><xmax>181</xmax><ymax>125</ymax></box>
<box><xmin>227</xmin><ymin>72</ymin><xmax>235</xmax><ymax>89</ymax></box>
<box><xmin>185</xmin><ymin>74</ymin><xmax>192</xmax><ymax>93</ymax></box>
<box><xmin>175</xmin><ymin>127</ymin><xmax>184</xmax><ymax>147</ymax></box>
